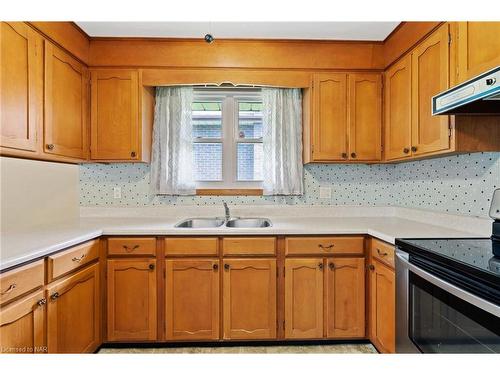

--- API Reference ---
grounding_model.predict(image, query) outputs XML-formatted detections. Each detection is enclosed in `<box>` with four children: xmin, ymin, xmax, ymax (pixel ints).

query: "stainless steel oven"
<box><xmin>396</xmin><ymin>249</ymin><xmax>500</xmax><ymax>353</ymax></box>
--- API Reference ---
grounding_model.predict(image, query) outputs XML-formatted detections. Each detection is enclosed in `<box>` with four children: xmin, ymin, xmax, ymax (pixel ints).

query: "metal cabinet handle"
<box><xmin>318</xmin><ymin>263</ymin><xmax>324</xmax><ymax>270</ymax></box>
<box><xmin>72</xmin><ymin>254</ymin><xmax>86</xmax><ymax>263</ymax></box>
<box><xmin>46</xmin><ymin>144</ymin><xmax>54</xmax><ymax>150</ymax></box>
<box><xmin>123</xmin><ymin>245</ymin><xmax>140</xmax><ymax>253</ymax></box>
<box><xmin>329</xmin><ymin>262</ymin><xmax>335</xmax><ymax>270</ymax></box>
<box><xmin>148</xmin><ymin>264</ymin><xmax>155</xmax><ymax>270</ymax></box>
<box><xmin>367</xmin><ymin>264</ymin><xmax>375</xmax><ymax>271</ymax></box>
<box><xmin>411</xmin><ymin>146</ymin><xmax>417</xmax><ymax>152</ymax></box>
<box><xmin>403</xmin><ymin>148</ymin><xmax>410</xmax><ymax>154</ymax></box>
<box><xmin>376</xmin><ymin>248</ymin><xmax>388</xmax><ymax>256</ymax></box>
<box><xmin>131</xmin><ymin>151</ymin><xmax>137</xmax><ymax>158</ymax></box>
<box><xmin>341</xmin><ymin>152</ymin><xmax>348</xmax><ymax>159</ymax></box>
<box><xmin>318</xmin><ymin>244</ymin><xmax>334</xmax><ymax>250</ymax></box>
<box><xmin>224</xmin><ymin>264</ymin><xmax>230</xmax><ymax>271</ymax></box>
<box><xmin>50</xmin><ymin>292</ymin><xmax>59</xmax><ymax>301</ymax></box>
<box><xmin>213</xmin><ymin>264</ymin><xmax>219</xmax><ymax>270</ymax></box>
<box><xmin>1</xmin><ymin>283</ymin><xmax>17</xmax><ymax>295</ymax></box>
<box><xmin>37</xmin><ymin>298</ymin><xmax>47</xmax><ymax>306</ymax></box>
<box><xmin>351</xmin><ymin>152</ymin><xmax>357</xmax><ymax>158</ymax></box>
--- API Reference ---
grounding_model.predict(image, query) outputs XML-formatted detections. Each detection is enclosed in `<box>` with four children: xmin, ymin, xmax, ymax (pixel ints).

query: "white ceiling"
<box><xmin>76</xmin><ymin>22</ymin><xmax>400</xmax><ymax>41</ymax></box>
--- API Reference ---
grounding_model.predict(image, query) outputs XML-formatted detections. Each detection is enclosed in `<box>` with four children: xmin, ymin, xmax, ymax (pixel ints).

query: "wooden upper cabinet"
<box><xmin>222</xmin><ymin>258</ymin><xmax>276</xmax><ymax>340</ymax></box>
<box><xmin>44</xmin><ymin>41</ymin><xmax>89</xmax><ymax>160</ymax></box>
<box><xmin>457</xmin><ymin>22</ymin><xmax>500</xmax><ymax>83</ymax></box>
<box><xmin>348</xmin><ymin>73</ymin><xmax>382</xmax><ymax>161</ymax></box>
<box><xmin>326</xmin><ymin>257</ymin><xmax>365</xmax><ymax>338</ymax></box>
<box><xmin>384</xmin><ymin>54</ymin><xmax>412</xmax><ymax>161</ymax></box>
<box><xmin>0</xmin><ymin>290</ymin><xmax>46</xmax><ymax>354</ymax></box>
<box><xmin>284</xmin><ymin>258</ymin><xmax>323</xmax><ymax>339</ymax></box>
<box><xmin>369</xmin><ymin>259</ymin><xmax>395</xmax><ymax>353</ymax></box>
<box><xmin>0</xmin><ymin>22</ymin><xmax>41</xmax><ymax>154</ymax></box>
<box><xmin>165</xmin><ymin>259</ymin><xmax>220</xmax><ymax>341</ymax></box>
<box><xmin>90</xmin><ymin>69</ymin><xmax>143</xmax><ymax>161</ymax></box>
<box><xmin>46</xmin><ymin>263</ymin><xmax>100</xmax><ymax>353</ymax></box>
<box><xmin>311</xmin><ymin>73</ymin><xmax>348</xmax><ymax>161</ymax></box>
<box><xmin>411</xmin><ymin>24</ymin><xmax>451</xmax><ymax>156</ymax></box>
<box><xmin>107</xmin><ymin>259</ymin><xmax>157</xmax><ymax>341</ymax></box>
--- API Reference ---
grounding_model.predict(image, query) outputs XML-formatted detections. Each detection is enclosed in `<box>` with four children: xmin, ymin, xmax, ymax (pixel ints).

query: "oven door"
<box><xmin>396</xmin><ymin>249</ymin><xmax>500</xmax><ymax>353</ymax></box>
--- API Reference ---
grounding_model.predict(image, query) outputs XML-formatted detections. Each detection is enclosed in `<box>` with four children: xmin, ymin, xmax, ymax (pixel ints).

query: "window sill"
<box><xmin>196</xmin><ymin>189</ymin><xmax>263</xmax><ymax>196</ymax></box>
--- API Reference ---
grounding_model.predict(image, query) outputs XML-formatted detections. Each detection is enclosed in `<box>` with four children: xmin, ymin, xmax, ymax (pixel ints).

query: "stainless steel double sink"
<box><xmin>175</xmin><ymin>217</ymin><xmax>272</xmax><ymax>228</ymax></box>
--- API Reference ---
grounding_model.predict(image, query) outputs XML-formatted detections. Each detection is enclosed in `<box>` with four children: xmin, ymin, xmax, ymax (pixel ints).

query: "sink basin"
<box><xmin>225</xmin><ymin>218</ymin><xmax>272</xmax><ymax>228</ymax></box>
<box><xmin>175</xmin><ymin>218</ymin><xmax>225</xmax><ymax>228</ymax></box>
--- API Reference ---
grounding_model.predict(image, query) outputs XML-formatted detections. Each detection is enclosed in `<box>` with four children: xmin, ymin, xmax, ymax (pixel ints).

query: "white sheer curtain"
<box><xmin>150</xmin><ymin>86</ymin><xmax>195</xmax><ymax>195</ymax></box>
<box><xmin>262</xmin><ymin>88</ymin><xmax>303</xmax><ymax>195</ymax></box>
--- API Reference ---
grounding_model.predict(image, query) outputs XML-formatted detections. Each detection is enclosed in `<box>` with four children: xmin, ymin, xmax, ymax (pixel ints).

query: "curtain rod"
<box><xmin>154</xmin><ymin>82</ymin><xmax>302</xmax><ymax>89</ymax></box>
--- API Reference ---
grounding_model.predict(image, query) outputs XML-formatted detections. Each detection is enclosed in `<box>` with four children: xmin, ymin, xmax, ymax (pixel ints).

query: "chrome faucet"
<box><xmin>223</xmin><ymin>202</ymin><xmax>230</xmax><ymax>221</ymax></box>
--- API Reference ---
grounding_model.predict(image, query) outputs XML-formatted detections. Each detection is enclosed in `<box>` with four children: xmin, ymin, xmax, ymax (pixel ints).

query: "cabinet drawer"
<box><xmin>222</xmin><ymin>237</ymin><xmax>276</xmax><ymax>256</ymax></box>
<box><xmin>371</xmin><ymin>238</ymin><xmax>395</xmax><ymax>269</ymax></box>
<box><xmin>0</xmin><ymin>260</ymin><xmax>44</xmax><ymax>305</ymax></box>
<box><xmin>108</xmin><ymin>237</ymin><xmax>156</xmax><ymax>256</ymax></box>
<box><xmin>285</xmin><ymin>236</ymin><xmax>364</xmax><ymax>256</ymax></box>
<box><xmin>165</xmin><ymin>237</ymin><xmax>218</xmax><ymax>256</ymax></box>
<box><xmin>47</xmin><ymin>239</ymin><xmax>100</xmax><ymax>281</ymax></box>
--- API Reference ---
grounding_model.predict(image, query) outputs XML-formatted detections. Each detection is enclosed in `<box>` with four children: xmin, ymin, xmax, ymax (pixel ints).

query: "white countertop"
<box><xmin>1</xmin><ymin>205</ymin><xmax>490</xmax><ymax>271</ymax></box>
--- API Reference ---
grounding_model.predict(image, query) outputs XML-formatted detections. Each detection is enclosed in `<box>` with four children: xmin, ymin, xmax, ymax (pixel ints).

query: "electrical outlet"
<box><xmin>113</xmin><ymin>187</ymin><xmax>122</xmax><ymax>199</ymax></box>
<box><xmin>319</xmin><ymin>187</ymin><xmax>332</xmax><ymax>199</ymax></box>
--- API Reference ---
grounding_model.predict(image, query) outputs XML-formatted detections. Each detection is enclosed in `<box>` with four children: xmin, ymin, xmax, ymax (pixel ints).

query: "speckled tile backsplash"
<box><xmin>80</xmin><ymin>152</ymin><xmax>500</xmax><ymax>218</ymax></box>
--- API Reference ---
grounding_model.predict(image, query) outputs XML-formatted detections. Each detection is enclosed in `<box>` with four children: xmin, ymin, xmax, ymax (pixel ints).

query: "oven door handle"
<box><xmin>395</xmin><ymin>250</ymin><xmax>500</xmax><ymax>318</ymax></box>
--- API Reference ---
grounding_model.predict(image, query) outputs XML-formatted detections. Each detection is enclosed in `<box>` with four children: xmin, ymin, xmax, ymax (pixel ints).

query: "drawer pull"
<box><xmin>224</xmin><ymin>264</ymin><xmax>230</xmax><ymax>271</ymax></box>
<box><xmin>318</xmin><ymin>244</ymin><xmax>334</xmax><ymax>250</ymax></box>
<box><xmin>1</xmin><ymin>283</ymin><xmax>17</xmax><ymax>295</ymax></box>
<box><xmin>123</xmin><ymin>245</ymin><xmax>140</xmax><ymax>253</ymax></box>
<box><xmin>50</xmin><ymin>292</ymin><xmax>59</xmax><ymax>301</ymax></box>
<box><xmin>376</xmin><ymin>248</ymin><xmax>388</xmax><ymax>256</ymax></box>
<box><xmin>213</xmin><ymin>264</ymin><xmax>218</xmax><ymax>270</ymax></box>
<box><xmin>71</xmin><ymin>254</ymin><xmax>87</xmax><ymax>263</ymax></box>
<box><xmin>37</xmin><ymin>298</ymin><xmax>47</xmax><ymax>306</ymax></box>
<box><xmin>148</xmin><ymin>264</ymin><xmax>155</xmax><ymax>271</ymax></box>
<box><xmin>318</xmin><ymin>262</ymin><xmax>324</xmax><ymax>270</ymax></box>
<box><xmin>328</xmin><ymin>262</ymin><xmax>335</xmax><ymax>270</ymax></box>
<box><xmin>367</xmin><ymin>264</ymin><xmax>375</xmax><ymax>271</ymax></box>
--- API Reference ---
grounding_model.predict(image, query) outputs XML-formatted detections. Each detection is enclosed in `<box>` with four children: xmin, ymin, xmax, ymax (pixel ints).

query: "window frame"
<box><xmin>192</xmin><ymin>88</ymin><xmax>263</xmax><ymax>190</ymax></box>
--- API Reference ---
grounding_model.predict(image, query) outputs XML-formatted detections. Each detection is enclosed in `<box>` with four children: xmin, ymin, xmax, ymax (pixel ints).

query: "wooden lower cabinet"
<box><xmin>165</xmin><ymin>259</ymin><xmax>219</xmax><ymax>340</ymax></box>
<box><xmin>284</xmin><ymin>258</ymin><xmax>324</xmax><ymax>339</ymax></box>
<box><xmin>326</xmin><ymin>257</ymin><xmax>365</xmax><ymax>338</ymax></box>
<box><xmin>46</xmin><ymin>263</ymin><xmax>100</xmax><ymax>353</ymax></box>
<box><xmin>0</xmin><ymin>290</ymin><xmax>46</xmax><ymax>354</ymax></box>
<box><xmin>222</xmin><ymin>258</ymin><xmax>276</xmax><ymax>340</ymax></box>
<box><xmin>107</xmin><ymin>259</ymin><xmax>157</xmax><ymax>341</ymax></box>
<box><xmin>369</xmin><ymin>259</ymin><xmax>395</xmax><ymax>353</ymax></box>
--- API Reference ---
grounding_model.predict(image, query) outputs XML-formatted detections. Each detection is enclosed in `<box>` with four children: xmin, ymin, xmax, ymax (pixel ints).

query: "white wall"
<box><xmin>1</xmin><ymin>157</ymin><xmax>80</xmax><ymax>231</ymax></box>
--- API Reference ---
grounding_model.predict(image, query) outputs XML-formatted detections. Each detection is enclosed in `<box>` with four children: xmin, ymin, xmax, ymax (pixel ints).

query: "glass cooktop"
<box><xmin>395</xmin><ymin>238</ymin><xmax>500</xmax><ymax>280</ymax></box>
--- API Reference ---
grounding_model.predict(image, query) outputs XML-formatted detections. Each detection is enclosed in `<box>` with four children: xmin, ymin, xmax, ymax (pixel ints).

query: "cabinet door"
<box><xmin>222</xmin><ymin>258</ymin><xmax>276</xmax><ymax>340</ymax></box>
<box><xmin>166</xmin><ymin>259</ymin><xmax>219</xmax><ymax>340</ymax></box>
<box><xmin>312</xmin><ymin>73</ymin><xmax>348</xmax><ymax>161</ymax></box>
<box><xmin>44</xmin><ymin>41</ymin><xmax>88</xmax><ymax>159</ymax></box>
<box><xmin>369</xmin><ymin>260</ymin><xmax>395</xmax><ymax>353</ymax></box>
<box><xmin>326</xmin><ymin>257</ymin><xmax>365</xmax><ymax>338</ymax></box>
<box><xmin>46</xmin><ymin>263</ymin><xmax>100</xmax><ymax>353</ymax></box>
<box><xmin>284</xmin><ymin>258</ymin><xmax>323</xmax><ymax>339</ymax></box>
<box><xmin>107</xmin><ymin>259</ymin><xmax>157</xmax><ymax>341</ymax></box>
<box><xmin>0</xmin><ymin>22</ymin><xmax>41</xmax><ymax>153</ymax></box>
<box><xmin>411</xmin><ymin>24</ymin><xmax>450</xmax><ymax>156</ymax></box>
<box><xmin>384</xmin><ymin>54</ymin><xmax>412</xmax><ymax>161</ymax></box>
<box><xmin>0</xmin><ymin>290</ymin><xmax>46</xmax><ymax>354</ymax></box>
<box><xmin>457</xmin><ymin>22</ymin><xmax>500</xmax><ymax>83</ymax></box>
<box><xmin>348</xmin><ymin>73</ymin><xmax>382</xmax><ymax>161</ymax></box>
<box><xmin>90</xmin><ymin>70</ymin><xmax>139</xmax><ymax>160</ymax></box>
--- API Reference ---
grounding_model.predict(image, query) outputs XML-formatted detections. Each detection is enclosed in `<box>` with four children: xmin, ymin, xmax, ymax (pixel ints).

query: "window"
<box><xmin>192</xmin><ymin>88</ymin><xmax>263</xmax><ymax>189</ymax></box>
